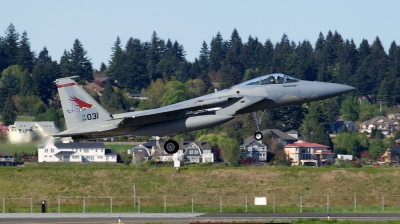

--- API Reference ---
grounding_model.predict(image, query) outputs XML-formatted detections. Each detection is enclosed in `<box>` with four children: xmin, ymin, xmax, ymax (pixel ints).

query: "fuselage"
<box><xmin>110</xmin><ymin>74</ymin><xmax>354</xmax><ymax>137</ymax></box>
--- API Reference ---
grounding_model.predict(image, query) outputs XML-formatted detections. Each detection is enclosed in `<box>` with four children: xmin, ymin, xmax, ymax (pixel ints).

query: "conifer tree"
<box><xmin>209</xmin><ymin>32</ymin><xmax>226</xmax><ymax>71</ymax></box>
<box><xmin>17</xmin><ymin>31</ymin><xmax>35</xmax><ymax>72</ymax></box>
<box><xmin>70</xmin><ymin>39</ymin><xmax>93</xmax><ymax>82</ymax></box>
<box><xmin>2</xmin><ymin>96</ymin><xmax>17</xmax><ymax>125</ymax></box>
<box><xmin>60</xmin><ymin>50</ymin><xmax>72</xmax><ymax>77</ymax></box>
<box><xmin>3</xmin><ymin>24</ymin><xmax>19</xmax><ymax>68</ymax></box>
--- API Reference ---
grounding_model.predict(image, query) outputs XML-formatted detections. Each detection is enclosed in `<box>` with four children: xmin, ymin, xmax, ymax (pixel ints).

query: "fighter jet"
<box><xmin>54</xmin><ymin>74</ymin><xmax>354</xmax><ymax>154</ymax></box>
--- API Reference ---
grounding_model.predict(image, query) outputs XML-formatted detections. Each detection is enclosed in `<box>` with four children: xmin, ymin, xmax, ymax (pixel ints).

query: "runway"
<box><xmin>1</xmin><ymin>213</ymin><xmax>400</xmax><ymax>223</ymax></box>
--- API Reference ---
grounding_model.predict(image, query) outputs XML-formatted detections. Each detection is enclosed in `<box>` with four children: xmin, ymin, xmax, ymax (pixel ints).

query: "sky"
<box><xmin>2</xmin><ymin>0</ymin><xmax>400</xmax><ymax>70</ymax></box>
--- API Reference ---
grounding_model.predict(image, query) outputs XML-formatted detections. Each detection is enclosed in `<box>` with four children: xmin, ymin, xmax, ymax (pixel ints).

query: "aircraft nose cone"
<box><xmin>319</xmin><ymin>83</ymin><xmax>355</xmax><ymax>100</ymax></box>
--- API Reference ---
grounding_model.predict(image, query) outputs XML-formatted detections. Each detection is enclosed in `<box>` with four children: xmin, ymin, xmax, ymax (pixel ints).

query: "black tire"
<box><xmin>254</xmin><ymin>131</ymin><xmax>263</xmax><ymax>141</ymax></box>
<box><xmin>164</xmin><ymin>140</ymin><xmax>179</xmax><ymax>154</ymax></box>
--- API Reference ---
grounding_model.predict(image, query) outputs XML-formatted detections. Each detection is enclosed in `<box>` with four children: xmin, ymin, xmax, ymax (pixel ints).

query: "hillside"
<box><xmin>1</xmin><ymin>165</ymin><xmax>399</xmax><ymax>198</ymax></box>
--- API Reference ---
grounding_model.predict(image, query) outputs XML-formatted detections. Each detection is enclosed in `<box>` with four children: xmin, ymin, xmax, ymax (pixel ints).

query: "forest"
<box><xmin>1</xmin><ymin>23</ymin><xmax>400</xmax><ymax>165</ymax></box>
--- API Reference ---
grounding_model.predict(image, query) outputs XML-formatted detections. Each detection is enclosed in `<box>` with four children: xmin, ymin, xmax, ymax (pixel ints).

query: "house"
<box><xmin>244</xmin><ymin>129</ymin><xmax>297</xmax><ymax>146</ymax></box>
<box><xmin>127</xmin><ymin>93</ymin><xmax>148</xmax><ymax>100</ymax></box>
<box><xmin>0</xmin><ymin>152</ymin><xmax>14</xmax><ymax>166</ymax></box>
<box><xmin>326</xmin><ymin>121</ymin><xmax>357</xmax><ymax>133</ymax></box>
<box><xmin>379</xmin><ymin>147</ymin><xmax>400</xmax><ymax>165</ymax></box>
<box><xmin>286</xmin><ymin>130</ymin><xmax>301</xmax><ymax>139</ymax></box>
<box><xmin>284</xmin><ymin>140</ymin><xmax>334</xmax><ymax>166</ymax></box>
<box><xmin>240</xmin><ymin>140</ymin><xmax>267</xmax><ymax>163</ymax></box>
<box><xmin>183</xmin><ymin>141</ymin><xmax>214</xmax><ymax>163</ymax></box>
<box><xmin>8</xmin><ymin>121</ymin><xmax>59</xmax><ymax>143</ymax></box>
<box><xmin>8</xmin><ymin>121</ymin><xmax>58</xmax><ymax>134</ymax></box>
<box><xmin>388</xmin><ymin>113</ymin><xmax>400</xmax><ymax>120</ymax></box>
<box><xmin>130</xmin><ymin>140</ymin><xmax>214</xmax><ymax>163</ymax></box>
<box><xmin>359</xmin><ymin>116</ymin><xmax>399</xmax><ymax>135</ymax></box>
<box><xmin>38</xmin><ymin>142</ymin><xmax>117</xmax><ymax>163</ymax></box>
<box><xmin>85</xmin><ymin>82</ymin><xmax>104</xmax><ymax>96</ymax></box>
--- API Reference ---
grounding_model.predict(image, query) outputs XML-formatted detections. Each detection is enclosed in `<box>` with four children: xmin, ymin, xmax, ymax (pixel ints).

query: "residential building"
<box><xmin>379</xmin><ymin>147</ymin><xmax>400</xmax><ymax>165</ymax></box>
<box><xmin>359</xmin><ymin>116</ymin><xmax>399</xmax><ymax>135</ymax></box>
<box><xmin>38</xmin><ymin>142</ymin><xmax>117</xmax><ymax>163</ymax></box>
<box><xmin>240</xmin><ymin>140</ymin><xmax>267</xmax><ymax>163</ymax></box>
<box><xmin>0</xmin><ymin>152</ymin><xmax>14</xmax><ymax>166</ymax></box>
<box><xmin>286</xmin><ymin>130</ymin><xmax>301</xmax><ymax>139</ymax></box>
<box><xmin>183</xmin><ymin>141</ymin><xmax>214</xmax><ymax>163</ymax></box>
<box><xmin>284</xmin><ymin>140</ymin><xmax>334</xmax><ymax>166</ymax></box>
<box><xmin>9</xmin><ymin>121</ymin><xmax>58</xmax><ymax>134</ymax></box>
<box><xmin>244</xmin><ymin>129</ymin><xmax>297</xmax><ymax>146</ymax></box>
<box><xmin>326</xmin><ymin>121</ymin><xmax>357</xmax><ymax>133</ymax></box>
<box><xmin>131</xmin><ymin>140</ymin><xmax>213</xmax><ymax>163</ymax></box>
<box><xmin>388</xmin><ymin>113</ymin><xmax>400</xmax><ymax>120</ymax></box>
<box><xmin>8</xmin><ymin>121</ymin><xmax>59</xmax><ymax>143</ymax></box>
<box><xmin>127</xmin><ymin>93</ymin><xmax>148</xmax><ymax>100</ymax></box>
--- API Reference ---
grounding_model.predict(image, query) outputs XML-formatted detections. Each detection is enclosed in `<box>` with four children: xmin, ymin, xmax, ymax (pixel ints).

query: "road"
<box><xmin>1</xmin><ymin>213</ymin><xmax>400</xmax><ymax>223</ymax></box>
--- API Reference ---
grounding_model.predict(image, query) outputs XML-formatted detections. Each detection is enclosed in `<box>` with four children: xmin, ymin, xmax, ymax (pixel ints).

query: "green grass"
<box><xmin>2</xmin><ymin>165</ymin><xmax>400</xmax><ymax>214</ymax></box>
<box><xmin>0</xmin><ymin>141</ymin><xmax>39</xmax><ymax>154</ymax></box>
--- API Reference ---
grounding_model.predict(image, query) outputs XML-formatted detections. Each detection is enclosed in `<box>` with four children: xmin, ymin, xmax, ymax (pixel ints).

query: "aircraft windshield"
<box><xmin>237</xmin><ymin>73</ymin><xmax>300</xmax><ymax>86</ymax></box>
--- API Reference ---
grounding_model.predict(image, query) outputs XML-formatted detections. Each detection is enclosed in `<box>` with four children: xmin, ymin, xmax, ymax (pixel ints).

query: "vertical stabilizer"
<box><xmin>55</xmin><ymin>76</ymin><xmax>112</xmax><ymax>130</ymax></box>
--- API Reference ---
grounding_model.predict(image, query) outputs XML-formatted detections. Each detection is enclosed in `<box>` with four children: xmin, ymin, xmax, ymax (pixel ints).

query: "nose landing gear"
<box><xmin>252</xmin><ymin>110</ymin><xmax>266</xmax><ymax>141</ymax></box>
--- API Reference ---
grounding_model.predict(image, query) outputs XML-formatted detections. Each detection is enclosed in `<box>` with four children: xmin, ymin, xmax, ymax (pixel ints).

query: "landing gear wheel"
<box><xmin>254</xmin><ymin>131</ymin><xmax>263</xmax><ymax>141</ymax></box>
<box><xmin>164</xmin><ymin>139</ymin><xmax>179</xmax><ymax>154</ymax></box>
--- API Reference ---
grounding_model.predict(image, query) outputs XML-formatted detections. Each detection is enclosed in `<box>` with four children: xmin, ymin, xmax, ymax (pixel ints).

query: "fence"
<box><xmin>2</xmin><ymin>194</ymin><xmax>400</xmax><ymax>213</ymax></box>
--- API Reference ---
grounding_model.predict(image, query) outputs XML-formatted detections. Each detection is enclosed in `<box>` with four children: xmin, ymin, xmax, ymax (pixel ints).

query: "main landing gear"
<box><xmin>164</xmin><ymin>139</ymin><xmax>179</xmax><ymax>154</ymax></box>
<box><xmin>252</xmin><ymin>110</ymin><xmax>266</xmax><ymax>141</ymax></box>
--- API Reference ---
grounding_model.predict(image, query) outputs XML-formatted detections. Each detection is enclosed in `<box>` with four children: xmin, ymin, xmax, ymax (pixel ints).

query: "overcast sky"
<box><xmin>2</xmin><ymin>0</ymin><xmax>400</xmax><ymax>70</ymax></box>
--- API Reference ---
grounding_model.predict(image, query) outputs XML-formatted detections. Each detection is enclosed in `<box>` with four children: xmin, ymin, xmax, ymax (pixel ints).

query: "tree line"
<box><xmin>1</xmin><ymin>23</ymin><xmax>400</xmax><ymax>164</ymax></box>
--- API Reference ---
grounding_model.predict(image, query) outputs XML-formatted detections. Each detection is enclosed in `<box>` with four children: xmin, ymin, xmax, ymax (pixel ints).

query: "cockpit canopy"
<box><xmin>236</xmin><ymin>73</ymin><xmax>300</xmax><ymax>86</ymax></box>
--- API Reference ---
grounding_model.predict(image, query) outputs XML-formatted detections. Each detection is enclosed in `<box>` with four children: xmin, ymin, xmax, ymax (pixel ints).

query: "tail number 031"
<box><xmin>82</xmin><ymin>113</ymin><xmax>99</xmax><ymax>121</ymax></box>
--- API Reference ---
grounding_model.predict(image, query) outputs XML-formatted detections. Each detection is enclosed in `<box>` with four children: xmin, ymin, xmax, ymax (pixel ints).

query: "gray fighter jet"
<box><xmin>54</xmin><ymin>74</ymin><xmax>354</xmax><ymax>154</ymax></box>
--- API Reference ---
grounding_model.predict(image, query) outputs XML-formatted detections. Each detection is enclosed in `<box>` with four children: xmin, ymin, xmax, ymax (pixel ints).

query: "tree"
<box><xmin>2</xmin><ymin>96</ymin><xmax>17</xmax><ymax>125</ymax></box>
<box><xmin>369</xmin><ymin>139</ymin><xmax>386</xmax><ymax>159</ymax></box>
<box><xmin>335</xmin><ymin>132</ymin><xmax>364</xmax><ymax>156</ymax></box>
<box><xmin>17</xmin><ymin>31</ymin><xmax>35</xmax><ymax>72</ymax></box>
<box><xmin>218</xmin><ymin>137</ymin><xmax>240</xmax><ymax>166</ymax></box>
<box><xmin>70</xmin><ymin>39</ymin><xmax>93</xmax><ymax>82</ymax></box>
<box><xmin>31</xmin><ymin>47</ymin><xmax>60</xmax><ymax>104</ymax></box>
<box><xmin>340</xmin><ymin>96</ymin><xmax>360</xmax><ymax>121</ymax></box>
<box><xmin>161</xmin><ymin>80</ymin><xmax>187</xmax><ymax>106</ymax></box>
<box><xmin>60</xmin><ymin>50</ymin><xmax>72</xmax><ymax>77</ymax></box>
<box><xmin>141</xmin><ymin>79</ymin><xmax>165</xmax><ymax>109</ymax></box>
<box><xmin>101</xmin><ymin>82</ymin><xmax>114</xmax><ymax>108</ymax></box>
<box><xmin>2</xmin><ymin>24</ymin><xmax>19</xmax><ymax>70</ymax></box>
<box><xmin>209</xmin><ymin>32</ymin><xmax>226</xmax><ymax>71</ymax></box>
<box><xmin>310</xmin><ymin>123</ymin><xmax>333</xmax><ymax>149</ymax></box>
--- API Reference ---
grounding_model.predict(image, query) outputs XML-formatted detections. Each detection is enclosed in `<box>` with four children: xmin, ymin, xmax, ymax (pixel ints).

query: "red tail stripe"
<box><xmin>57</xmin><ymin>83</ymin><xmax>76</xmax><ymax>88</ymax></box>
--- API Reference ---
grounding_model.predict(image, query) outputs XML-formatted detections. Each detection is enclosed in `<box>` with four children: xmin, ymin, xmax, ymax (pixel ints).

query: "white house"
<box><xmin>8</xmin><ymin>121</ymin><xmax>59</xmax><ymax>143</ymax></box>
<box><xmin>38</xmin><ymin>142</ymin><xmax>117</xmax><ymax>163</ymax></box>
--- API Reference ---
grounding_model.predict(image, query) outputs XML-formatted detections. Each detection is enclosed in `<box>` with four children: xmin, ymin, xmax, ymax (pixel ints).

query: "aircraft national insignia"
<box><xmin>67</xmin><ymin>96</ymin><xmax>95</xmax><ymax>113</ymax></box>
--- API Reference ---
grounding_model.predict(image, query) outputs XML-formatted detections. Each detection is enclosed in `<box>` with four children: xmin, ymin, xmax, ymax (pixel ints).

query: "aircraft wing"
<box><xmin>113</xmin><ymin>94</ymin><xmax>243</xmax><ymax>120</ymax></box>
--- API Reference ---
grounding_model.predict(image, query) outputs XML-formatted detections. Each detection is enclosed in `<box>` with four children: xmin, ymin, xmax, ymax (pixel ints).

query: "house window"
<box><xmin>72</xmin><ymin>155</ymin><xmax>80</xmax><ymax>159</ymax></box>
<box><xmin>95</xmin><ymin>149</ymin><xmax>97</xmax><ymax>152</ymax></box>
<box><xmin>111</xmin><ymin>156</ymin><xmax>116</xmax><ymax>160</ymax></box>
<box><xmin>84</xmin><ymin>149</ymin><xmax>89</xmax><ymax>153</ymax></box>
<box><xmin>45</xmin><ymin>149</ymin><xmax>48</xmax><ymax>153</ymax></box>
<box><xmin>98</xmin><ymin>156</ymin><xmax>103</xmax><ymax>159</ymax></box>
<box><xmin>50</xmin><ymin>148</ymin><xmax>54</xmax><ymax>153</ymax></box>
<box><xmin>63</xmin><ymin>156</ymin><xmax>70</xmax><ymax>160</ymax></box>
<box><xmin>301</xmin><ymin>148</ymin><xmax>311</xmax><ymax>160</ymax></box>
<box><xmin>101</xmin><ymin>149</ymin><xmax>104</xmax><ymax>153</ymax></box>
